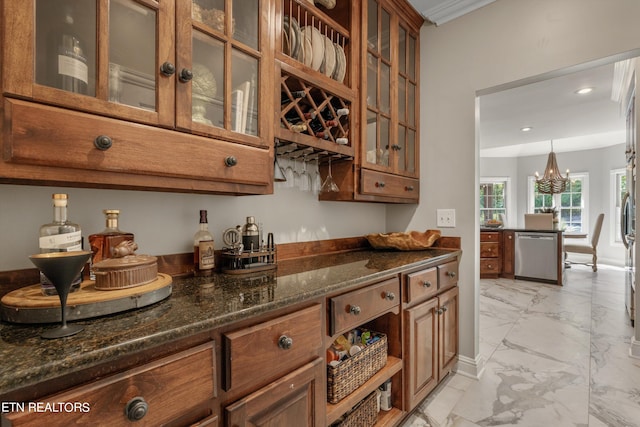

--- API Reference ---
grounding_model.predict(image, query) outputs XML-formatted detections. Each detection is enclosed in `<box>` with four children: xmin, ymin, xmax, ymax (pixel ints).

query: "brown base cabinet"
<box><xmin>480</xmin><ymin>231</ymin><xmax>502</xmax><ymax>278</ymax></box>
<box><xmin>1</xmin><ymin>342</ymin><xmax>219</xmax><ymax>426</ymax></box>
<box><xmin>225</xmin><ymin>358</ymin><xmax>324</xmax><ymax>427</ymax></box>
<box><xmin>403</xmin><ymin>262</ymin><xmax>459</xmax><ymax>411</ymax></box>
<box><xmin>1</xmin><ymin>252</ymin><xmax>461</xmax><ymax>427</ymax></box>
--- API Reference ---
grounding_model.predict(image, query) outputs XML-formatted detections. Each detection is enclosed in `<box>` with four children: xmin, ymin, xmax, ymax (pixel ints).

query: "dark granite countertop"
<box><xmin>0</xmin><ymin>248</ymin><xmax>460</xmax><ymax>397</ymax></box>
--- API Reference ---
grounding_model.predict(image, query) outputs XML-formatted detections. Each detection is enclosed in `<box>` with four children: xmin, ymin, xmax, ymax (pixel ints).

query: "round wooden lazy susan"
<box><xmin>0</xmin><ymin>273</ymin><xmax>172</xmax><ymax>324</ymax></box>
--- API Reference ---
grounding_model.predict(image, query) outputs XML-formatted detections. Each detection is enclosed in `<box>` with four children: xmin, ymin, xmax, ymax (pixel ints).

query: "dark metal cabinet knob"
<box><xmin>125</xmin><ymin>397</ymin><xmax>148</xmax><ymax>421</ymax></box>
<box><xmin>278</xmin><ymin>335</ymin><xmax>293</xmax><ymax>350</ymax></box>
<box><xmin>160</xmin><ymin>61</ymin><xmax>176</xmax><ymax>76</ymax></box>
<box><xmin>179</xmin><ymin>68</ymin><xmax>193</xmax><ymax>82</ymax></box>
<box><xmin>224</xmin><ymin>156</ymin><xmax>238</xmax><ymax>167</ymax></box>
<box><xmin>405</xmin><ymin>185</ymin><xmax>414</xmax><ymax>191</ymax></box>
<box><xmin>442</xmin><ymin>306</ymin><xmax>448</xmax><ymax>312</ymax></box>
<box><xmin>349</xmin><ymin>305</ymin><xmax>361</xmax><ymax>315</ymax></box>
<box><xmin>384</xmin><ymin>291</ymin><xmax>396</xmax><ymax>301</ymax></box>
<box><xmin>436</xmin><ymin>308</ymin><xmax>443</xmax><ymax>315</ymax></box>
<box><xmin>375</xmin><ymin>181</ymin><xmax>386</xmax><ymax>188</ymax></box>
<box><xmin>422</xmin><ymin>280</ymin><xmax>432</xmax><ymax>288</ymax></box>
<box><xmin>94</xmin><ymin>135</ymin><xmax>112</xmax><ymax>151</ymax></box>
<box><xmin>447</xmin><ymin>271</ymin><xmax>457</xmax><ymax>278</ymax></box>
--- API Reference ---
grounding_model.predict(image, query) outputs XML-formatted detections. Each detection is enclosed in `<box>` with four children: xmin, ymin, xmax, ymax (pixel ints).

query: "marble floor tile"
<box><xmin>401</xmin><ymin>265</ymin><xmax>640</xmax><ymax>427</ymax></box>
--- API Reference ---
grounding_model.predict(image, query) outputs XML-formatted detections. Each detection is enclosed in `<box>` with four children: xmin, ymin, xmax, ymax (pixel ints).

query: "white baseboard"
<box><xmin>455</xmin><ymin>353</ymin><xmax>486</xmax><ymax>379</ymax></box>
<box><xmin>630</xmin><ymin>336</ymin><xmax>640</xmax><ymax>359</ymax></box>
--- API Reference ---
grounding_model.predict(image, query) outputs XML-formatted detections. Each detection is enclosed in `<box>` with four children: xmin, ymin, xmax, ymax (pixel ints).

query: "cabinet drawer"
<box><xmin>3</xmin><ymin>342</ymin><xmax>216</xmax><ymax>426</ymax></box>
<box><xmin>360</xmin><ymin>169</ymin><xmax>419</xmax><ymax>200</ymax></box>
<box><xmin>5</xmin><ymin>99</ymin><xmax>270</xmax><ymax>187</ymax></box>
<box><xmin>480</xmin><ymin>242</ymin><xmax>500</xmax><ymax>258</ymax></box>
<box><xmin>223</xmin><ymin>304</ymin><xmax>322</xmax><ymax>393</ymax></box>
<box><xmin>330</xmin><ymin>277</ymin><xmax>400</xmax><ymax>335</ymax></box>
<box><xmin>438</xmin><ymin>260</ymin><xmax>459</xmax><ymax>291</ymax></box>
<box><xmin>480</xmin><ymin>259</ymin><xmax>501</xmax><ymax>274</ymax></box>
<box><xmin>480</xmin><ymin>232</ymin><xmax>501</xmax><ymax>242</ymax></box>
<box><xmin>406</xmin><ymin>266</ymin><xmax>438</xmax><ymax>304</ymax></box>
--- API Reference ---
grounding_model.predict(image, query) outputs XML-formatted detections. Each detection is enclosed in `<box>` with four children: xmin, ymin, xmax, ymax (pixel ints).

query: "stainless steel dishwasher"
<box><xmin>515</xmin><ymin>232</ymin><xmax>558</xmax><ymax>281</ymax></box>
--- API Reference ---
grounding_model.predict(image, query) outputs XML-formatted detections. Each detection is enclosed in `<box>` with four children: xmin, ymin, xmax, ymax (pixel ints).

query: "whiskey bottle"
<box><xmin>88</xmin><ymin>210</ymin><xmax>135</xmax><ymax>280</ymax></box>
<box><xmin>194</xmin><ymin>210</ymin><xmax>215</xmax><ymax>272</ymax></box>
<box><xmin>39</xmin><ymin>194</ymin><xmax>83</xmax><ymax>295</ymax></box>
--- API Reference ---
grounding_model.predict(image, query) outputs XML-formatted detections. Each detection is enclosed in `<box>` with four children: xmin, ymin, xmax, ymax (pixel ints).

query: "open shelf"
<box><xmin>326</xmin><ymin>356</ymin><xmax>403</xmax><ymax>425</ymax></box>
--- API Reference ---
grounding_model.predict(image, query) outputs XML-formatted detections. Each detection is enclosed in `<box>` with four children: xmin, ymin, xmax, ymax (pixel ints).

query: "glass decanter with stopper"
<box><xmin>88</xmin><ymin>210</ymin><xmax>134</xmax><ymax>280</ymax></box>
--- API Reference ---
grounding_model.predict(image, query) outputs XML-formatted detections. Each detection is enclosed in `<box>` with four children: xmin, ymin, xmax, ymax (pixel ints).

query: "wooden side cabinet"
<box><xmin>480</xmin><ymin>231</ymin><xmax>502</xmax><ymax>278</ymax></box>
<box><xmin>403</xmin><ymin>260</ymin><xmax>459</xmax><ymax>411</ymax></box>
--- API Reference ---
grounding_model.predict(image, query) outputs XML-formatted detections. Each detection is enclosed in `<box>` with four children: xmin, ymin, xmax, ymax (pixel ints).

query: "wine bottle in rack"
<box><xmin>281</xmin><ymin>90</ymin><xmax>306</xmax><ymax>105</ymax></box>
<box><xmin>284</xmin><ymin>108</ymin><xmax>316</xmax><ymax>123</ymax></box>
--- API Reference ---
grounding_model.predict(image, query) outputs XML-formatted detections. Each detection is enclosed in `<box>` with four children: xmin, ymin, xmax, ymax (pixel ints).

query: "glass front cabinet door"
<box><xmin>1</xmin><ymin>0</ymin><xmax>271</xmax><ymax>194</ymax></box>
<box><xmin>360</xmin><ymin>0</ymin><xmax>421</xmax><ymax>202</ymax></box>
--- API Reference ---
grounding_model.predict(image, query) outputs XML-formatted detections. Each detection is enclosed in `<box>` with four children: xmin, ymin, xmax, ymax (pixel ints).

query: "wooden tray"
<box><xmin>0</xmin><ymin>273</ymin><xmax>172</xmax><ymax>324</ymax></box>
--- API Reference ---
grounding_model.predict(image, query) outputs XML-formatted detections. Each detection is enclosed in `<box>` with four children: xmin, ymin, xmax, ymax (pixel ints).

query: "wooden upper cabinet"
<box><xmin>0</xmin><ymin>0</ymin><xmax>272</xmax><ymax>194</ymax></box>
<box><xmin>361</xmin><ymin>0</ymin><xmax>421</xmax><ymax>185</ymax></box>
<box><xmin>319</xmin><ymin>0</ymin><xmax>423</xmax><ymax>203</ymax></box>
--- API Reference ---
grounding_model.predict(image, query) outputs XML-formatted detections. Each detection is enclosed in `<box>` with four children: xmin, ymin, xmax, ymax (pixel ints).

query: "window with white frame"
<box><xmin>480</xmin><ymin>178</ymin><xmax>508</xmax><ymax>224</ymax></box>
<box><xmin>611</xmin><ymin>168</ymin><xmax>627</xmax><ymax>244</ymax></box>
<box><xmin>527</xmin><ymin>173</ymin><xmax>588</xmax><ymax>232</ymax></box>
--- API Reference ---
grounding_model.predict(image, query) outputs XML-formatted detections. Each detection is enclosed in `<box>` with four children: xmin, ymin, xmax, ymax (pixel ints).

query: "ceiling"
<box><xmin>407</xmin><ymin>0</ymin><xmax>628</xmax><ymax>158</ymax></box>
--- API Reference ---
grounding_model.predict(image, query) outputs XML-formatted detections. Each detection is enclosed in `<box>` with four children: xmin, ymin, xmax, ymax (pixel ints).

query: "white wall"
<box><xmin>387</xmin><ymin>0</ymin><xmax>640</xmax><ymax>372</ymax></box>
<box><xmin>0</xmin><ymin>184</ymin><xmax>386</xmax><ymax>271</ymax></box>
<box><xmin>482</xmin><ymin>144</ymin><xmax>627</xmax><ymax>267</ymax></box>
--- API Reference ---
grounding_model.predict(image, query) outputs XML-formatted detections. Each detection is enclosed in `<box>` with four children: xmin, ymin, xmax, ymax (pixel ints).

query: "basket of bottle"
<box><xmin>327</xmin><ymin>329</ymin><xmax>387</xmax><ymax>404</ymax></box>
<box><xmin>331</xmin><ymin>391</ymin><xmax>378</xmax><ymax>427</ymax></box>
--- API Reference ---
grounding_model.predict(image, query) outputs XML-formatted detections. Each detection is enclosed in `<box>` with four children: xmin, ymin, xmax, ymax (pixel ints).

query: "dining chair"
<box><xmin>563</xmin><ymin>213</ymin><xmax>605</xmax><ymax>272</ymax></box>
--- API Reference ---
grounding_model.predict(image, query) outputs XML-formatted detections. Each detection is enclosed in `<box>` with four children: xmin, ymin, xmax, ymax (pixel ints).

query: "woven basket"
<box><xmin>335</xmin><ymin>391</ymin><xmax>378</xmax><ymax>427</ymax></box>
<box><xmin>327</xmin><ymin>331</ymin><xmax>387</xmax><ymax>404</ymax></box>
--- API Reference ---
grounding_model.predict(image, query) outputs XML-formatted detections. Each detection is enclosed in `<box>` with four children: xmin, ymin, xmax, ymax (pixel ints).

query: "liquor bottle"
<box><xmin>88</xmin><ymin>210</ymin><xmax>135</xmax><ymax>280</ymax></box>
<box><xmin>50</xmin><ymin>5</ymin><xmax>89</xmax><ymax>94</ymax></box>
<box><xmin>194</xmin><ymin>210</ymin><xmax>215</xmax><ymax>272</ymax></box>
<box><xmin>39</xmin><ymin>194</ymin><xmax>83</xmax><ymax>295</ymax></box>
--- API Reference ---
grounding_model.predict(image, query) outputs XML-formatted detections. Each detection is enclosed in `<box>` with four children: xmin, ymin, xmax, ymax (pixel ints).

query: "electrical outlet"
<box><xmin>437</xmin><ymin>209</ymin><xmax>456</xmax><ymax>228</ymax></box>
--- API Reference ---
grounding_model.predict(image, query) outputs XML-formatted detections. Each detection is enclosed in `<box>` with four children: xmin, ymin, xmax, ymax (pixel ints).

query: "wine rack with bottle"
<box><xmin>275</xmin><ymin>0</ymin><xmax>357</xmax><ymax>165</ymax></box>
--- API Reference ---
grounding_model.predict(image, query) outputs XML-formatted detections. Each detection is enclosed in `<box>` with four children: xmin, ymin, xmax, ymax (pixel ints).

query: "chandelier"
<box><xmin>534</xmin><ymin>140</ymin><xmax>569</xmax><ymax>194</ymax></box>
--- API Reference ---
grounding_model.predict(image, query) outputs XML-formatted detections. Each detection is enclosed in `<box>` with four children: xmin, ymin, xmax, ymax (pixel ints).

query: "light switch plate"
<box><xmin>437</xmin><ymin>209</ymin><xmax>456</xmax><ymax>227</ymax></box>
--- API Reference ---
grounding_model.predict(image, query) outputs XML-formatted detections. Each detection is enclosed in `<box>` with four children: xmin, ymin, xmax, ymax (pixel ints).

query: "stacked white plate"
<box><xmin>333</xmin><ymin>43</ymin><xmax>346</xmax><ymax>82</ymax></box>
<box><xmin>301</xmin><ymin>26</ymin><xmax>325</xmax><ymax>71</ymax></box>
